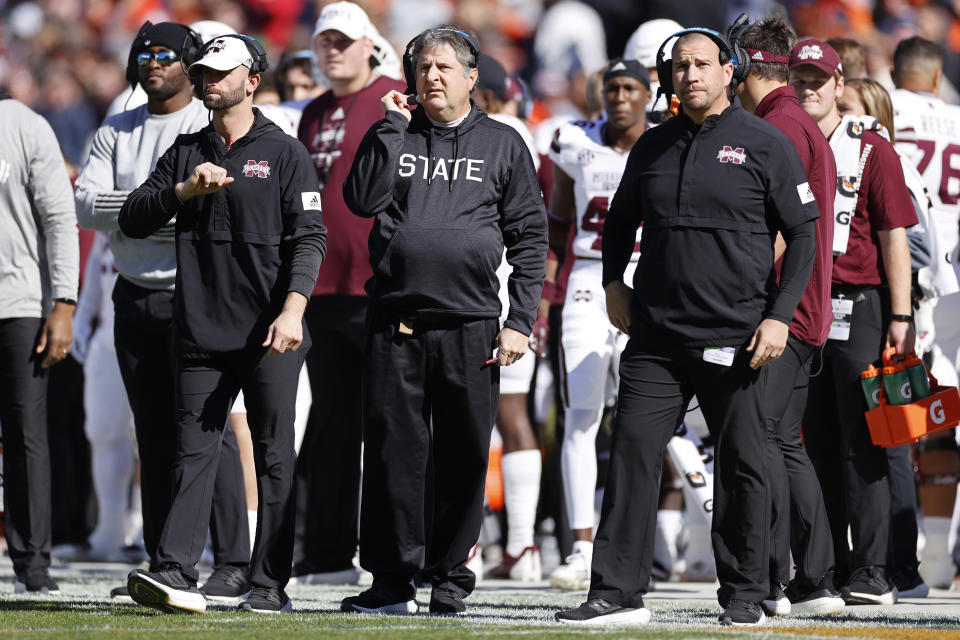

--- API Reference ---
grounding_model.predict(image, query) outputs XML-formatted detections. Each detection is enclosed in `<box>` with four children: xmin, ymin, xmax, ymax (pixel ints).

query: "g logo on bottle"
<box><xmin>930</xmin><ymin>399</ymin><xmax>946</xmax><ymax>425</ymax></box>
<box><xmin>900</xmin><ymin>382</ymin><xmax>912</xmax><ymax>401</ymax></box>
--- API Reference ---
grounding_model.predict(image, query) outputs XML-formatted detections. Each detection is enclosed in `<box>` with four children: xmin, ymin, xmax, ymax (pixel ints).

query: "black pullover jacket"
<box><xmin>119</xmin><ymin>109</ymin><xmax>327</xmax><ymax>355</ymax></box>
<box><xmin>603</xmin><ymin>104</ymin><xmax>819</xmax><ymax>347</ymax></box>
<box><xmin>344</xmin><ymin>104</ymin><xmax>547</xmax><ymax>335</ymax></box>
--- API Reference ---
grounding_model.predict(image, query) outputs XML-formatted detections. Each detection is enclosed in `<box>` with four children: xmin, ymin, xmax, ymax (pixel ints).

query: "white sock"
<box><xmin>502</xmin><ymin>450</ymin><xmax>541</xmax><ymax>558</ymax></box>
<box><xmin>572</xmin><ymin>540</ymin><xmax>594</xmax><ymax>565</ymax></box>
<box><xmin>920</xmin><ymin>516</ymin><xmax>953</xmax><ymax>588</ymax></box>
<box><xmin>88</xmin><ymin>437</ymin><xmax>135</xmax><ymax>551</ymax></box>
<box><xmin>654</xmin><ymin>509</ymin><xmax>684</xmax><ymax>575</ymax></box>
<box><xmin>561</xmin><ymin>407</ymin><xmax>603</xmax><ymax>531</ymax></box>
<box><xmin>248</xmin><ymin>509</ymin><xmax>258</xmax><ymax>559</ymax></box>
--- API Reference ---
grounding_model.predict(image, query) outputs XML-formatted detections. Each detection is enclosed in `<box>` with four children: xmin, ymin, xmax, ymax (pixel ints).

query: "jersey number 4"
<box><xmin>582</xmin><ymin>196</ymin><xmax>641</xmax><ymax>252</ymax></box>
<box><xmin>913</xmin><ymin>140</ymin><xmax>960</xmax><ymax>205</ymax></box>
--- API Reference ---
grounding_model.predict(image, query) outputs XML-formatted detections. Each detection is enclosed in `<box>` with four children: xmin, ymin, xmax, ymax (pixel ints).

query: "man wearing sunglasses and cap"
<box><xmin>118</xmin><ymin>32</ymin><xmax>325</xmax><ymax>615</ymax></box>
<box><xmin>75</xmin><ymin>21</ymin><xmax>253</xmax><ymax>604</ymax></box>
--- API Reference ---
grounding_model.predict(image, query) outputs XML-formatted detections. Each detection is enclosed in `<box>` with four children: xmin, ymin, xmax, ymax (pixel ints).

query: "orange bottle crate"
<box><xmin>864</xmin><ymin>351</ymin><xmax>960</xmax><ymax>447</ymax></box>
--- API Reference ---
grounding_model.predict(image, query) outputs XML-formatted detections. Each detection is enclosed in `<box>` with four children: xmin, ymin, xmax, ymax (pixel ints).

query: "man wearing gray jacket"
<box><xmin>0</xmin><ymin>90</ymin><xmax>79</xmax><ymax>594</ymax></box>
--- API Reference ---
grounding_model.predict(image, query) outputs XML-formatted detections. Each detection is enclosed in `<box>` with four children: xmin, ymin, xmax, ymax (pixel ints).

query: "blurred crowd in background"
<box><xmin>6</xmin><ymin>0</ymin><xmax>960</xmax><ymax>176</ymax></box>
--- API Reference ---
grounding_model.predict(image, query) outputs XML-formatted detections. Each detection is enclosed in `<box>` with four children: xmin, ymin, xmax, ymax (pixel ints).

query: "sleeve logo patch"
<box><xmin>797</xmin><ymin>182</ymin><xmax>816</xmax><ymax>204</ymax></box>
<box><xmin>301</xmin><ymin>192</ymin><xmax>322</xmax><ymax>211</ymax></box>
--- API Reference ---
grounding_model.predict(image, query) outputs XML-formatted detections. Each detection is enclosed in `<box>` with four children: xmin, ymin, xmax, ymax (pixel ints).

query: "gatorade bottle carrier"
<box><xmin>864</xmin><ymin>348</ymin><xmax>960</xmax><ymax>447</ymax></box>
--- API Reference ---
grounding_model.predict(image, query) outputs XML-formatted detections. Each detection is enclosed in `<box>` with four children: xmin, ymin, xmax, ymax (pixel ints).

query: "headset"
<box><xmin>125</xmin><ymin>21</ymin><xmax>204</xmax><ymax>89</ymax></box>
<box><xmin>195</xmin><ymin>33</ymin><xmax>270</xmax><ymax>75</ymax></box>
<box><xmin>402</xmin><ymin>27</ymin><xmax>481</xmax><ymax>96</ymax></box>
<box><xmin>726</xmin><ymin>13</ymin><xmax>791</xmax><ymax>73</ymax></box>
<box><xmin>654</xmin><ymin>27</ymin><xmax>744</xmax><ymax>101</ymax></box>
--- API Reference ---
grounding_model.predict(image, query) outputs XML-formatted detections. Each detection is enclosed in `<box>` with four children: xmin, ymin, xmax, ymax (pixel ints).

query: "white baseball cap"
<box><xmin>188</xmin><ymin>36</ymin><xmax>254</xmax><ymax>75</ymax></box>
<box><xmin>624</xmin><ymin>19</ymin><xmax>684</xmax><ymax>68</ymax></box>
<box><xmin>312</xmin><ymin>1</ymin><xmax>374</xmax><ymax>41</ymax></box>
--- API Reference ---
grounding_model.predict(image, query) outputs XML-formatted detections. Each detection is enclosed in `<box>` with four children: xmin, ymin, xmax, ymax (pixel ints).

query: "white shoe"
<box><xmin>487</xmin><ymin>545</ymin><xmax>542</xmax><ymax>581</ymax></box>
<box><xmin>550</xmin><ymin>551</ymin><xmax>591</xmax><ymax>591</ymax></box>
<box><xmin>466</xmin><ymin>542</ymin><xmax>484</xmax><ymax>584</ymax></box>
<box><xmin>761</xmin><ymin>586</ymin><xmax>791</xmax><ymax>616</ymax></box>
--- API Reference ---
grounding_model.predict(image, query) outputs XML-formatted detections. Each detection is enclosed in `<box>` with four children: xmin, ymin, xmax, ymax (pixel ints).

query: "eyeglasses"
<box><xmin>137</xmin><ymin>51</ymin><xmax>179</xmax><ymax>67</ymax></box>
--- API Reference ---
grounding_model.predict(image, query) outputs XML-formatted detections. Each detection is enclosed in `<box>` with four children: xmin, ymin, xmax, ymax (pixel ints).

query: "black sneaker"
<box><xmin>555</xmin><ymin>598</ymin><xmax>651</xmax><ymax>626</ymax></box>
<box><xmin>200</xmin><ymin>565</ymin><xmax>251</xmax><ymax>604</ymax></box>
<box><xmin>840</xmin><ymin>566</ymin><xmax>898</xmax><ymax>605</ymax></box>
<box><xmin>14</xmin><ymin>569</ymin><xmax>60</xmax><ymax>595</ymax></box>
<box><xmin>238</xmin><ymin>586</ymin><xmax>291</xmax><ymax>613</ymax></box>
<box><xmin>719</xmin><ymin>599</ymin><xmax>765</xmax><ymax>626</ymax></box>
<box><xmin>429</xmin><ymin>586</ymin><xmax>466</xmax><ymax>615</ymax></box>
<box><xmin>128</xmin><ymin>564</ymin><xmax>206</xmax><ymax>614</ymax></box>
<box><xmin>785</xmin><ymin>581</ymin><xmax>845</xmax><ymax>616</ymax></box>
<box><xmin>761</xmin><ymin>585</ymin><xmax>791</xmax><ymax>616</ymax></box>
<box><xmin>891</xmin><ymin>567</ymin><xmax>929</xmax><ymax>598</ymax></box>
<box><xmin>340</xmin><ymin>586</ymin><xmax>418</xmax><ymax>614</ymax></box>
<box><xmin>110</xmin><ymin>585</ymin><xmax>133</xmax><ymax>603</ymax></box>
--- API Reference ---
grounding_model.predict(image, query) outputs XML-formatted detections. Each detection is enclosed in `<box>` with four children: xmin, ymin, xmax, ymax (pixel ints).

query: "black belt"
<box><xmin>831</xmin><ymin>283</ymin><xmax>879</xmax><ymax>299</ymax></box>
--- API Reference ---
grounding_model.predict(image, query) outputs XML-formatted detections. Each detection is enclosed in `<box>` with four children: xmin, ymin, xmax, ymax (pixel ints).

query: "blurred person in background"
<box><xmin>39</xmin><ymin>64</ymin><xmax>98</xmax><ymax>167</ymax></box>
<box><xmin>0</xmin><ymin>87</ymin><xmax>79</xmax><ymax>595</ymax></box>
<box><xmin>623</xmin><ymin>18</ymin><xmax>684</xmax><ymax>124</ymax></box>
<box><xmin>472</xmin><ymin>53</ymin><xmax>544</xmax><ymax>583</ymax></box>
<box><xmin>827</xmin><ymin>38</ymin><xmax>868</xmax><ymax>79</ymax></box>
<box><xmin>276</xmin><ymin>49</ymin><xmax>325</xmax><ymax>104</ymax></box>
<box><xmin>293</xmin><ymin>0</ymin><xmax>406</xmax><ymax>586</ymax></box>
<box><xmin>546</xmin><ymin>58</ymin><xmax>649</xmax><ymax>594</ymax></box>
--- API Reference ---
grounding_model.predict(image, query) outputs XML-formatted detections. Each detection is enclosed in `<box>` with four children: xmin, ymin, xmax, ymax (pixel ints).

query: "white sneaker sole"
<box><xmin>791</xmin><ymin>596</ymin><xmax>846</xmax><ymax>616</ymax></box>
<box><xmin>204</xmin><ymin>591</ymin><xmax>251</xmax><ymax>605</ymax></box>
<box><xmin>14</xmin><ymin>581</ymin><xmax>60</xmax><ymax>595</ymax></box>
<box><xmin>761</xmin><ymin>598</ymin><xmax>791</xmax><ymax>616</ymax></box>
<box><xmin>720</xmin><ymin>611</ymin><xmax>766</xmax><ymax>627</ymax></box>
<box><xmin>844</xmin><ymin>589</ymin><xmax>898</xmax><ymax>605</ymax></box>
<box><xmin>128</xmin><ymin>572</ymin><xmax>206</xmax><ymax>614</ymax></box>
<box><xmin>346</xmin><ymin>600</ymin><xmax>418</xmax><ymax>615</ymax></box>
<box><xmin>557</xmin><ymin>607</ymin><xmax>651</xmax><ymax>626</ymax></box>
<box><xmin>239</xmin><ymin>599</ymin><xmax>293</xmax><ymax>613</ymax></box>
<box><xmin>549</xmin><ymin>574</ymin><xmax>590</xmax><ymax>591</ymax></box>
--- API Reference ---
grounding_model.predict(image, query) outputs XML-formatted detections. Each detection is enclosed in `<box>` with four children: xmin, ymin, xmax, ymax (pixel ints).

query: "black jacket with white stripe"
<box><xmin>119</xmin><ymin>108</ymin><xmax>327</xmax><ymax>354</ymax></box>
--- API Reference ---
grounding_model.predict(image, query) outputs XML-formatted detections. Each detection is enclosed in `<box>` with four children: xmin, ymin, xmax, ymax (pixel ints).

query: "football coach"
<box><xmin>117</xmin><ymin>33</ymin><xmax>326</xmax><ymax>614</ymax></box>
<box><xmin>340</xmin><ymin>26</ymin><xmax>547</xmax><ymax>616</ymax></box>
<box><xmin>557</xmin><ymin>28</ymin><xmax>818</xmax><ymax>627</ymax></box>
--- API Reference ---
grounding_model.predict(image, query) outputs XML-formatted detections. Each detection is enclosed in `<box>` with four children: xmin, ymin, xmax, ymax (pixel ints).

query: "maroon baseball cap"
<box><xmin>789</xmin><ymin>39</ymin><xmax>843</xmax><ymax>76</ymax></box>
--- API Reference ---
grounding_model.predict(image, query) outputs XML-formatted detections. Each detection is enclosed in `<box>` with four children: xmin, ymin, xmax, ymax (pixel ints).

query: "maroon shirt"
<box><xmin>298</xmin><ymin>75</ymin><xmax>406</xmax><ymax>297</ymax></box>
<box><xmin>755</xmin><ymin>86</ymin><xmax>836</xmax><ymax>345</ymax></box>
<box><xmin>830</xmin><ymin>130</ymin><xmax>917</xmax><ymax>287</ymax></box>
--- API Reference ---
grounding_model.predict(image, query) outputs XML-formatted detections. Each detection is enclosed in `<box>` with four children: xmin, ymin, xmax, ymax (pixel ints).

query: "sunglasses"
<box><xmin>137</xmin><ymin>51</ymin><xmax>179</xmax><ymax>66</ymax></box>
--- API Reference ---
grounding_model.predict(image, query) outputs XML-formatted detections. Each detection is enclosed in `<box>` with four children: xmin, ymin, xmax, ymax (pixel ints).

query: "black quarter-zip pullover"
<box><xmin>119</xmin><ymin>109</ymin><xmax>327</xmax><ymax>354</ymax></box>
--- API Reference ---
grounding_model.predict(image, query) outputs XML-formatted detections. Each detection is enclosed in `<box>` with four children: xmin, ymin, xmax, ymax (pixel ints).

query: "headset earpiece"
<box><xmin>126</xmin><ymin>21</ymin><xmax>154</xmax><ymax>88</ymax></box>
<box><xmin>725</xmin><ymin>13</ymin><xmax>752</xmax><ymax>86</ymax></box>
<box><xmin>654</xmin><ymin>27</ymin><xmax>738</xmax><ymax>102</ymax></box>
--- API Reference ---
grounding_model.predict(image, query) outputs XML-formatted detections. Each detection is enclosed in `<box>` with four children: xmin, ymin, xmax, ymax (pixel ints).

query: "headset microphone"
<box><xmin>406</xmin><ymin>94</ymin><xmax>418</xmax><ymax>106</ymax></box>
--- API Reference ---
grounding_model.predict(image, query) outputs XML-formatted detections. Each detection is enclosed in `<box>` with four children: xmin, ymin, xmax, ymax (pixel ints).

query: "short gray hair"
<box><xmin>412</xmin><ymin>26</ymin><xmax>477</xmax><ymax>78</ymax></box>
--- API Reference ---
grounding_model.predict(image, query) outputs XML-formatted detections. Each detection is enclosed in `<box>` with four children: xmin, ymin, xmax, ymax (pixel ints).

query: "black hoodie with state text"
<box><xmin>344</xmin><ymin>103</ymin><xmax>547</xmax><ymax>335</ymax></box>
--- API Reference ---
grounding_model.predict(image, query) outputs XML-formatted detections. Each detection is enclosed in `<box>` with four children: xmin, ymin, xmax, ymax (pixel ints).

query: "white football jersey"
<box><xmin>548</xmin><ymin>119</ymin><xmax>641</xmax><ymax>261</ymax></box>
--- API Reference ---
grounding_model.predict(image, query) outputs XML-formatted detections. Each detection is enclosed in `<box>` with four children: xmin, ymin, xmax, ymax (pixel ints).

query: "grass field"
<box><xmin>2</xmin><ymin>561</ymin><xmax>960</xmax><ymax>639</ymax></box>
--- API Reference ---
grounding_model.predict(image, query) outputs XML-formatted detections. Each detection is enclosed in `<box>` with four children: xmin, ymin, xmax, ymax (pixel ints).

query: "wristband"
<box><xmin>54</xmin><ymin>297</ymin><xmax>76</xmax><ymax>305</ymax></box>
<box><xmin>890</xmin><ymin>314</ymin><xmax>913</xmax><ymax>324</ymax></box>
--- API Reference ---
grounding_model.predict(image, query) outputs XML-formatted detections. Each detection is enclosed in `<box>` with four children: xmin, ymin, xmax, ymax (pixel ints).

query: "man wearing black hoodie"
<box><xmin>117</xmin><ymin>34</ymin><xmax>326</xmax><ymax>615</ymax></box>
<box><xmin>340</xmin><ymin>26</ymin><xmax>547</xmax><ymax>616</ymax></box>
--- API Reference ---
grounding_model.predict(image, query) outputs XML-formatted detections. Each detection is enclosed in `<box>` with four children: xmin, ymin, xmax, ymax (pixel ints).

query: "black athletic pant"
<box><xmin>886</xmin><ymin>443</ymin><xmax>919</xmax><ymax>574</ymax></box>
<box><xmin>765</xmin><ymin>336</ymin><xmax>835</xmax><ymax>589</ymax></box>
<box><xmin>359</xmin><ymin>312</ymin><xmax>499</xmax><ymax>600</ymax></box>
<box><xmin>803</xmin><ymin>286</ymin><xmax>890</xmax><ymax>581</ymax></box>
<box><xmin>113</xmin><ymin>277</ymin><xmax>249</xmax><ymax>569</ymax></box>
<box><xmin>589</xmin><ymin>335</ymin><xmax>771</xmax><ymax>607</ymax></box>
<box><xmin>0</xmin><ymin>318</ymin><xmax>51</xmax><ymax>577</ymax></box>
<box><xmin>294</xmin><ymin>295</ymin><xmax>366</xmax><ymax>575</ymax></box>
<box><xmin>155</xmin><ymin>343</ymin><xmax>307</xmax><ymax>588</ymax></box>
